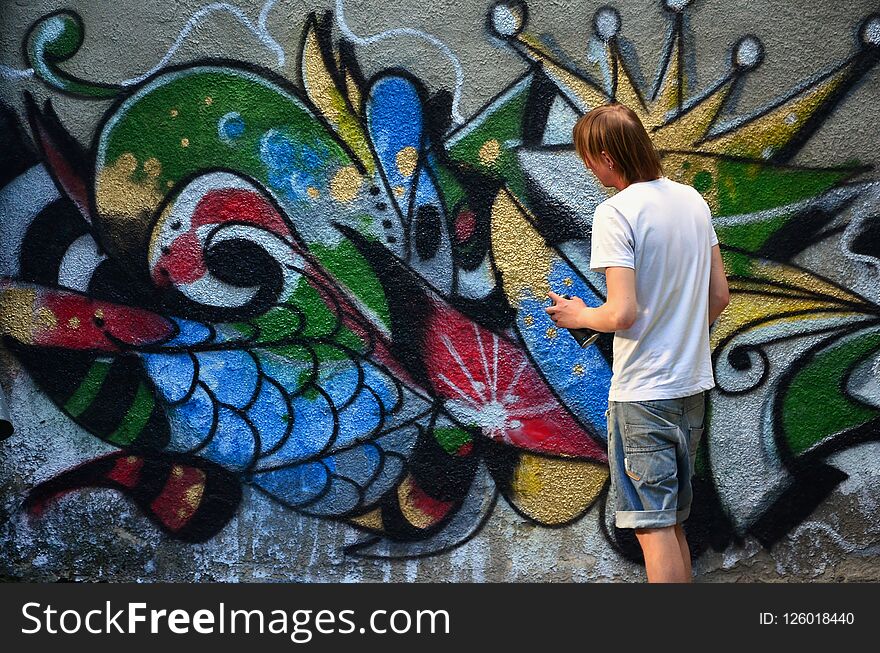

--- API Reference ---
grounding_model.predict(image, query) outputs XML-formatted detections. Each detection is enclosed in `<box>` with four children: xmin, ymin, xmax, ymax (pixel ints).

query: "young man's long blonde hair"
<box><xmin>572</xmin><ymin>103</ymin><xmax>663</xmax><ymax>184</ymax></box>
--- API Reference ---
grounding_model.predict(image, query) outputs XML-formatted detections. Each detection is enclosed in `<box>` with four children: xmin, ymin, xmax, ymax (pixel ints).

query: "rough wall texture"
<box><xmin>1</xmin><ymin>0</ymin><xmax>879</xmax><ymax>582</ymax></box>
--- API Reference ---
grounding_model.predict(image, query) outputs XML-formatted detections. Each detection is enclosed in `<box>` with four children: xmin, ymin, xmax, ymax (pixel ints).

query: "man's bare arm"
<box><xmin>708</xmin><ymin>244</ymin><xmax>730</xmax><ymax>325</ymax></box>
<box><xmin>545</xmin><ymin>267</ymin><xmax>637</xmax><ymax>333</ymax></box>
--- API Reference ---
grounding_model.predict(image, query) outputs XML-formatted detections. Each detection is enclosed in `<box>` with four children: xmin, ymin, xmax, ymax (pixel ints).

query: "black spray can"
<box><xmin>559</xmin><ymin>294</ymin><xmax>600</xmax><ymax>348</ymax></box>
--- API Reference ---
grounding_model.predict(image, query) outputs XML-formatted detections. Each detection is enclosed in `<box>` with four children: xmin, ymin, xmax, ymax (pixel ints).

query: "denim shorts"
<box><xmin>606</xmin><ymin>392</ymin><xmax>705</xmax><ymax>529</ymax></box>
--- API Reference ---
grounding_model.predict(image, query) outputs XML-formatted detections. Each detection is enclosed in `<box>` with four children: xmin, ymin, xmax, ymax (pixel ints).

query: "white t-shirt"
<box><xmin>589</xmin><ymin>176</ymin><xmax>718</xmax><ymax>401</ymax></box>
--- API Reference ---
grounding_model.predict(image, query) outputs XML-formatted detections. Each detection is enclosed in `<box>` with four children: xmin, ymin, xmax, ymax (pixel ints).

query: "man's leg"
<box><xmin>635</xmin><ymin>526</ymin><xmax>690</xmax><ymax>583</ymax></box>
<box><xmin>675</xmin><ymin>524</ymin><xmax>692</xmax><ymax>579</ymax></box>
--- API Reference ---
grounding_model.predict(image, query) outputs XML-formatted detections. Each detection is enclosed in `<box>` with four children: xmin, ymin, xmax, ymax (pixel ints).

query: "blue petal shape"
<box><xmin>362</xmin><ymin>363</ymin><xmax>399</xmax><ymax>405</ymax></box>
<box><xmin>362</xmin><ymin>362</ymin><xmax>432</xmax><ymax>427</ymax></box>
<box><xmin>198</xmin><ymin>405</ymin><xmax>257</xmax><ymax>471</ymax></box>
<box><xmin>301</xmin><ymin>475</ymin><xmax>361</xmax><ymax>516</ymax></box>
<box><xmin>361</xmin><ymin>424</ymin><xmax>419</xmax><ymax>503</ymax></box>
<box><xmin>335</xmin><ymin>387</ymin><xmax>382</xmax><ymax>449</ymax></box>
<box><xmin>166</xmin><ymin>383</ymin><xmax>215</xmax><ymax>452</ymax></box>
<box><xmin>517</xmin><ymin>260</ymin><xmax>612</xmax><ymax>441</ymax></box>
<box><xmin>259</xmin><ymin>353</ymin><xmax>313</xmax><ymax>396</ymax></box>
<box><xmin>365</xmin><ymin>75</ymin><xmax>454</xmax><ymax>292</ymax></box>
<box><xmin>194</xmin><ymin>350</ymin><xmax>258</xmax><ymax>409</ymax></box>
<box><xmin>142</xmin><ymin>352</ymin><xmax>195</xmax><ymax>404</ymax></box>
<box><xmin>366</xmin><ymin>75</ymin><xmax>423</xmax><ymax>194</ymax></box>
<box><xmin>258</xmin><ymin>389</ymin><xmax>336</xmax><ymax>466</ymax></box>
<box><xmin>322</xmin><ymin>366</ymin><xmax>382</xmax><ymax>449</ymax></box>
<box><xmin>260</xmin><ymin>128</ymin><xmax>332</xmax><ymax>203</ymax></box>
<box><xmin>251</xmin><ymin>462</ymin><xmax>329</xmax><ymax>507</ymax></box>
<box><xmin>323</xmin><ymin>443</ymin><xmax>383</xmax><ymax>489</ymax></box>
<box><xmin>319</xmin><ymin>363</ymin><xmax>359</xmax><ymax>407</ymax></box>
<box><xmin>164</xmin><ymin>318</ymin><xmax>213</xmax><ymax>347</ymax></box>
<box><xmin>249</xmin><ymin>378</ymin><xmax>292</xmax><ymax>454</ymax></box>
<box><xmin>363</xmin><ymin>454</ymin><xmax>404</xmax><ymax>504</ymax></box>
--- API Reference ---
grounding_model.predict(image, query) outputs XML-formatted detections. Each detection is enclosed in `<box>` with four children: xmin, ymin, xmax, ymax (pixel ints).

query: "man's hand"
<box><xmin>545</xmin><ymin>268</ymin><xmax>637</xmax><ymax>333</ymax></box>
<box><xmin>545</xmin><ymin>291</ymin><xmax>587</xmax><ymax>329</ymax></box>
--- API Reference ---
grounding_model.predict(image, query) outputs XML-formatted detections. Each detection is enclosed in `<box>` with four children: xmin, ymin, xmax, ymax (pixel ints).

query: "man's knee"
<box><xmin>635</xmin><ymin>525</ymin><xmax>676</xmax><ymax>537</ymax></box>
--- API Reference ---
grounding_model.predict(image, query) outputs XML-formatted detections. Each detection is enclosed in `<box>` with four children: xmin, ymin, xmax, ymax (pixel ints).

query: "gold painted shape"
<box><xmin>329</xmin><ymin>165</ymin><xmax>363</xmax><ymax>202</ymax></box>
<box><xmin>510</xmin><ymin>453</ymin><xmax>608</xmax><ymax>525</ymax></box>
<box><xmin>710</xmin><ymin>254</ymin><xmax>875</xmax><ymax>349</ymax></box>
<box><xmin>0</xmin><ymin>287</ymin><xmax>38</xmax><ymax>344</ymax></box>
<box><xmin>699</xmin><ymin>62</ymin><xmax>854</xmax><ymax>158</ymax></box>
<box><xmin>490</xmin><ymin>188</ymin><xmax>554</xmax><ymax>304</ymax></box>
<box><xmin>348</xmin><ymin>508</ymin><xmax>384</xmax><ymax>532</ymax></box>
<box><xmin>396</xmin><ymin>146</ymin><xmax>418</xmax><ymax>178</ymax></box>
<box><xmin>95</xmin><ymin>152</ymin><xmax>164</xmax><ymax>258</ymax></box>
<box><xmin>299</xmin><ymin>17</ymin><xmax>374</xmax><ymax>173</ymax></box>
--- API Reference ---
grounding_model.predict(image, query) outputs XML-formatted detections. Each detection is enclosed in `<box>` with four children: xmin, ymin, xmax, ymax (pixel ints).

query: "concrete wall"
<box><xmin>1</xmin><ymin>0</ymin><xmax>879</xmax><ymax>582</ymax></box>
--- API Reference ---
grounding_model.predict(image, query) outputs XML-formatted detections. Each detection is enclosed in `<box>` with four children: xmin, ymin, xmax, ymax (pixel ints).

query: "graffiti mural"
<box><xmin>1</xmin><ymin>0</ymin><xmax>879</xmax><ymax>579</ymax></box>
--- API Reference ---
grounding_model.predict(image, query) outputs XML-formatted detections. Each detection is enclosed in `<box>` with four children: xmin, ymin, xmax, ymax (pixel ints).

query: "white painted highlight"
<box><xmin>734</xmin><ymin>36</ymin><xmax>763</xmax><ymax>68</ymax></box>
<box><xmin>542</xmin><ymin>95</ymin><xmax>580</xmax><ymax>145</ymax></box>
<box><xmin>0</xmin><ymin>65</ymin><xmax>35</xmax><ymax>81</ymax></box>
<box><xmin>120</xmin><ymin>0</ymin><xmax>285</xmax><ymax>86</ymax></box>
<box><xmin>515</xmin><ymin>148</ymin><xmax>606</xmax><ymax>217</ymax></box>
<box><xmin>149</xmin><ymin>171</ymin><xmax>301</xmax><ymax>309</ymax></box>
<box><xmin>712</xmin><ymin>181</ymin><xmax>868</xmax><ymax>228</ymax></box>
<box><xmin>455</xmin><ymin>254</ymin><xmax>495</xmax><ymax>300</ymax></box>
<box><xmin>490</xmin><ymin>3</ymin><xmax>525</xmax><ymax>38</ymax></box>
<box><xmin>0</xmin><ymin>165</ymin><xmax>59</xmax><ymax>277</ymax></box>
<box><xmin>840</xmin><ymin>181</ymin><xmax>880</xmax><ymax>268</ymax></box>
<box><xmin>862</xmin><ymin>16</ymin><xmax>880</xmax><ymax>46</ymax></box>
<box><xmin>58</xmin><ymin>234</ymin><xmax>107</xmax><ymax>292</ymax></box>
<box><xmin>586</xmin><ymin>35</ymin><xmax>614</xmax><ymax>96</ymax></box>
<box><xmin>335</xmin><ymin>0</ymin><xmax>466</xmax><ymax>126</ymax></box>
<box><xmin>664</xmin><ymin>0</ymin><xmax>692</xmax><ymax>12</ymax></box>
<box><xmin>594</xmin><ymin>7</ymin><xmax>621</xmax><ymax>40</ymax></box>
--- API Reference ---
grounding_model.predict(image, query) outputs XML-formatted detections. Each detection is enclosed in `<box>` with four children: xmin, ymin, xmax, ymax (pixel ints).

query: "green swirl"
<box><xmin>25</xmin><ymin>11</ymin><xmax>121</xmax><ymax>98</ymax></box>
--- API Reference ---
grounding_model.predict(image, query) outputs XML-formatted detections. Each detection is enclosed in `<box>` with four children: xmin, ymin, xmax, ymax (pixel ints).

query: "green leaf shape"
<box><xmin>781</xmin><ymin>327</ymin><xmax>880</xmax><ymax>456</ymax></box>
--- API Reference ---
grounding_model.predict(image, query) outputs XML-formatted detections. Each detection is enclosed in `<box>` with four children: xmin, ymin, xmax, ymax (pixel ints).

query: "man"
<box><xmin>546</xmin><ymin>103</ymin><xmax>730</xmax><ymax>582</ymax></box>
